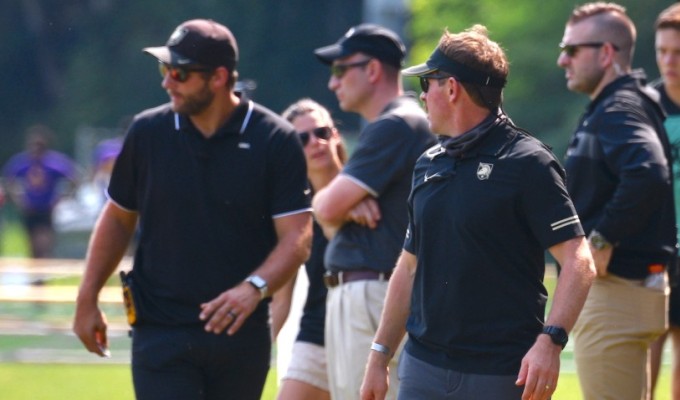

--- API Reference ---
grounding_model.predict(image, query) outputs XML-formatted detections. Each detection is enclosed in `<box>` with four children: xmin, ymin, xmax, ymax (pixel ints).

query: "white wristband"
<box><xmin>370</xmin><ymin>342</ymin><xmax>391</xmax><ymax>356</ymax></box>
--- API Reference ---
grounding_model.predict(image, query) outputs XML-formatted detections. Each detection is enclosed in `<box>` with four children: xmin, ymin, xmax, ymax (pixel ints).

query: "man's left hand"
<box><xmin>515</xmin><ymin>334</ymin><xmax>560</xmax><ymax>400</ymax></box>
<box><xmin>199</xmin><ymin>282</ymin><xmax>261</xmax><ymax>335</ymax></box>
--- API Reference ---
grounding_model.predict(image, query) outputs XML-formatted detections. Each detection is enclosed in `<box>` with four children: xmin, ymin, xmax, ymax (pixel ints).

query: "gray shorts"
<box><xmin>281</xmin><ymin>341</ymin><xmax>329</xmax><ymax>391</ymax></box>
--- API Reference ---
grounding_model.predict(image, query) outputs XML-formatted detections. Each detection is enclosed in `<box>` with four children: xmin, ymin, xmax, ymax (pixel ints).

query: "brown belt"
<box><xmin>323</xmin><ymin>270</ymin><xmax>392</xmax><ymax>288</ymax></box>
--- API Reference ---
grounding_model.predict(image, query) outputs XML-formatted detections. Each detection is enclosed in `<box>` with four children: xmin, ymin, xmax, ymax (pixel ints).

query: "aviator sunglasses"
<box><xmin>159</xmin><ymin>62</ymin><xmax>212</xmax><ymax>83</ymax></box>
<box><xmin>298</xmin><ymin>127</ymin><xmax>332</xmax><ymax>146</ymax></box>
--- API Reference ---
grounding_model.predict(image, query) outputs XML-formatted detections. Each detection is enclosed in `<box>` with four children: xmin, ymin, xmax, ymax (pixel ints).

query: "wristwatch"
<box><xmin>542</xmin><ymin>325</ymin><xmax>568</xmax><ymax>349</ymax></box>
<box><xmin>588</xmin><ymin>230</ymin><xmax>612</xmax><ymax>250</ymax></box>
<box><xmin>245</xmin><ymin>275</ymin><xmax>268</xmax><ymax>299</ymax></box>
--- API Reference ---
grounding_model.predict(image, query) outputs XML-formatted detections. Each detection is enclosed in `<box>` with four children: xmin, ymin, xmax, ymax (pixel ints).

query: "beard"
<box><xmin>568</xmin><ymin>66</ymin><xmax>606</xmax><ymax>96</ymax></box>
<box><xmin>173</xmin><ymin>80</ymin><xmax>215</xmax><ymax>115</ymax></box>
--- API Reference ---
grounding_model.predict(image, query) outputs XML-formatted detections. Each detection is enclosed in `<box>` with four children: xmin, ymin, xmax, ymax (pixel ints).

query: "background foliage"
<box><xmin>0</xmin><ymin>0</ymin><xmax>674</xmax><ymax>166</ymax></box>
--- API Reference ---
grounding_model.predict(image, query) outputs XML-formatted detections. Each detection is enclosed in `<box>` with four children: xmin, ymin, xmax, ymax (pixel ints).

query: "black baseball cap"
<box><xmin>314</xmin><ymin>23</ymin><xmax>405</xmax><ymax>68</ymax></box>
<box><xmin>143</xmin><ymin>19</ymin><xmax>239</xmax><ymax>70</ymax></box>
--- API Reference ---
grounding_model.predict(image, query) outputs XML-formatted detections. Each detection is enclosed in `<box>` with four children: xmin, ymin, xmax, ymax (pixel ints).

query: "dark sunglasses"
<box><xmin>559</xmin><ymin>42</ymin><xmax>620</xmax><ymax>57</ymax></box>
<box><xmin>419</xmin><ymin>74</ymin><xmax>450</xmax><ymax>93</ymax></box>
<box><xmin>158</xmin><ymin>62</ymin><xmax>212</xmax><ymax>83</ymax></box>
<box><xmin>330</xmin><ymin>59</ymin><xmax>372</xmax><ymax>78</ymax></box>
<box><xmin>298</xmin><ymin>127</ymin><xmax>332</xmax><ymax>146</ymax></box>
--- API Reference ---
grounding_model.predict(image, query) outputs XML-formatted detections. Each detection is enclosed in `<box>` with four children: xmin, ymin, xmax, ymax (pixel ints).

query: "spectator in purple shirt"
<box><xmin>3</xmin><ymin>124</ymin><xmax>77</xmax><ymax>258</ymax></box>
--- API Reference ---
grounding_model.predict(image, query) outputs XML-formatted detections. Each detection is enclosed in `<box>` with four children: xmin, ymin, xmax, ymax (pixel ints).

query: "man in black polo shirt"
<box><xmin>312</xmin><ymin>24</ymin><xmax>435</xmax><ymax>399</ymax></box>
<box><xmin>557</xmin><ymin>3</ymin><xmax>676</xmax><ymax>399</ymax></box>
<box><xmin>361</xmin><ymin>25</ymin><xmax>595</xmax><ymax>400</ymax></box>
<box><xmin>73</xmin><ymin>19</ymin><xmax>312</xmax><ymax>400</ymax></box>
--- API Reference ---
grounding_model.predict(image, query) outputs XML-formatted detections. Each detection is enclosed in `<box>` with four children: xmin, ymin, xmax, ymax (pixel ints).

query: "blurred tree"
<box><xmin>0</xmin><ymin>0</ymin><xmax>671</xmax><ymax>166</ymax></box>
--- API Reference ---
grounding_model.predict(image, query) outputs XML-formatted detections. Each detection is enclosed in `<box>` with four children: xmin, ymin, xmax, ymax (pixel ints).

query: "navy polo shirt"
<box><xmin>403</xmin><ymin>120</ymin><xmax>583</xmax><ymax>375</ymax></box>
<box><xmin>108</xmin><ymin>100</ymin><xmax>311</xmax><ymax>326</ymax></box>
<box><xmin>324</xmin><ymin>96</ymin><xmax>436</xmax><ymax>273</ymax></box>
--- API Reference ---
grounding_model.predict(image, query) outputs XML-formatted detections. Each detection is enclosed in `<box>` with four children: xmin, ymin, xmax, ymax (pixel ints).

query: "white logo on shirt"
<box><xmin>424</xmin><ymin>172</ymin><xmax>441</xmax><ymax>182</ymax></box>
<box><xmin>477</xmin><ymin>163</ymin><xmax>493</xmax><ymax>180</ymax></box>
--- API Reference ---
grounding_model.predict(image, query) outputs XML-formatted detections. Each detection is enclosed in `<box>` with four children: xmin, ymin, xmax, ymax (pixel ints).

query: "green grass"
<box><xmin>0</xmin><ymin>364</ymin><xmax>134</xmax><ymax>399</ymax></box>
<box><xmin>0</xmin><ymin>361</ymin><xmax>672</xmax><ymax>399</ymax></box>
<box><xmin>0</xmin><ymin>217</ymin><xmax>29</xmax><ymax>257</ymax></box>
<box><xmin>0</xmin><ymin>363</ymin><xmax>278</xmax><ymax>400</ymax></box>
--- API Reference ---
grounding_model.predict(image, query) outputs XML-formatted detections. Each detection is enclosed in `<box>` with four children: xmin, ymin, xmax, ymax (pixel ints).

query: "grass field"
<box><xmin>0</xmin><ymin>361</ymin><xmax>672</xmax><ymax>399</ymax></box>
<box><xmin>0</xmin><ymin>364</ymin><xmax>279</xmax><ymax>399</ymax></box>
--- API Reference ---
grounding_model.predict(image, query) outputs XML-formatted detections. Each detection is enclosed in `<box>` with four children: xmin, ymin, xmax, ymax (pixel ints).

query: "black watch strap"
<box><xmin>542</xmin><ymin>325</ymin><xmax>568</xmax><ymax>349</ymax></box>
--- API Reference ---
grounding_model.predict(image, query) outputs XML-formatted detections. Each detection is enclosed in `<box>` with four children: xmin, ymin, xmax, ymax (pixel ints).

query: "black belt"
<box><xmin>323</xmin><ymin>270</ymin><xmax>392</xmax><ymax>288</ymax></box>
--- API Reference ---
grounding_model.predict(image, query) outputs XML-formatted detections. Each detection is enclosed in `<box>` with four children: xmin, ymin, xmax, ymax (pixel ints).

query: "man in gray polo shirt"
<box><xmin>313</xmin><ymin>23</ymin><xmax>435</xmax><ymax>399</ymax></box>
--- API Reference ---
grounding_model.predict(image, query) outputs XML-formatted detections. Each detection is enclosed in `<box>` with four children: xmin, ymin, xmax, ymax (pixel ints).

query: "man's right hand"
<box><xmin>73</xmin><ymin>300</ymin><xmax>110</xmax><ymax>357</ymax></box>
<box><xmin>348</xmin><ymin>197</ymin><xmax>381</xmax><ymax>229</ymax></box>
<box><xmin>589</xmin><ymin>246</ymin><xmax>612</xmax><ymax>277</ymax></box>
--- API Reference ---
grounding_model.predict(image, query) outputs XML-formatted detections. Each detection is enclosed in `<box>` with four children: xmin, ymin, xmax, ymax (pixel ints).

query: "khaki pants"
<box><xmin>573</xmin><ymin>273</ymin><xmax>668</xmax><ymax>400</ymax></box>
<box><xmin>325</xmin><ymin>280</ymin><xmax>404</xmax><ymax>400</ymax></box>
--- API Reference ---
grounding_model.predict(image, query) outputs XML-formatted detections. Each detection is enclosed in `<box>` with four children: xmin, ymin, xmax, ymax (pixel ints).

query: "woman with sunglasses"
<box><xmin>272</xmin><ymin>98</ymin><xmax>346</xmax><ymax>400</ymax></box>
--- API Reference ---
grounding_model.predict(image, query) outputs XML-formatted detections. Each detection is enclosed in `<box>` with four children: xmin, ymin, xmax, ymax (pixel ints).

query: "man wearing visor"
<box><xmin>73</xmin><ymin>19</ymin><xmax>312</xmax><ymax>400</ymax></box>
<box><xmin>361</xmin><ymin>25</ymin><xmax>595</xmax><ymax>400</ymax></box>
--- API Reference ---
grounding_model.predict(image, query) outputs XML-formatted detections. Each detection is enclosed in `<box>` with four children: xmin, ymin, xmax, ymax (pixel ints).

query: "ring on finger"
<box><xmin>228</xmin><ymin>311</ymin><xmax>237</xmax><ymax>319</ymax></box>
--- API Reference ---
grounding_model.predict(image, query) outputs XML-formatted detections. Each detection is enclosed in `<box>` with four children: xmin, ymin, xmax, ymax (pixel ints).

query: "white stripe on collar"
<box><xmin>240</xmin><ymin>100</ymin><xmax>253</xmax><ymax>135</ymax></box>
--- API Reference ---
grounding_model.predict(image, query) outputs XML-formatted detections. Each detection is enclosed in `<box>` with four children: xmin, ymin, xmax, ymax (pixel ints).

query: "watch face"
<box><xmin>248</xmin><ymin>275</ymin><xmax>266</xmax><ymax>289</ymax></box>
<box><xmin>591</xmin><ymin>235</ymin><xmax>605</xmax><ymax>249</ymax></box>
<box><xmin>589</xmin><ymin>232</ymin><xmax>610</xmax><ymax>250</ymax></box>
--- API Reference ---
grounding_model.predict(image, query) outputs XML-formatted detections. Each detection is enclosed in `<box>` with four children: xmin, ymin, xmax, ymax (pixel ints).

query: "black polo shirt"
<box><xmin>403</xmin><ymin>119</ymin><xmax>583</xmax><ymax>375</ymax></box>
<box><xmin>565</xmin><ymin>72</ymin><xmax>675</xmax><ymax>279</ymax></box>
<box><xmin>108</xmin><ymin>100</ymin><xmax>311</xmax><ymax>326</ymax></box>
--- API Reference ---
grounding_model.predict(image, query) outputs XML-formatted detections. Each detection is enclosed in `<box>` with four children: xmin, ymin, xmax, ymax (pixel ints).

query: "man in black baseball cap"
<box><xmin>144</xmin><ymin>19</ymin><xmax>238</xmax><ymax>70</ymax></box>
<box><xmin>312</xmin><ymin>22</ymin><xmax>435</xmax><ymax>400</ymax></box>
<box><xmin>73</xmin><ymin>18</ymin><xmax>312</xmax><ymax>400</ymax></box>
<box><xmin>314</xmin><ymin>23</ymin><xmax>405</xmax><ymax>68</ymax></box>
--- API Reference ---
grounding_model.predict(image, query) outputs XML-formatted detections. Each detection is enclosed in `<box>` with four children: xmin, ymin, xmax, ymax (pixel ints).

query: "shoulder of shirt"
<box><xmin>597</xmin><ymin>77</ymin><xmax>663</xmax><ymax>116</ymax></box>
<box><xmin>485</xmin><ymin>120</ymin><xmax>557</xmax><ymax>161</ymax></box>
<box><xmin>247</xmin><ymin>101</ymin><xmax>295</xmax><ymax>131</ymax></box>
<box><xmin>379</xmin><ymin>96</ymin><xmax>427</xmax><ymax>119</ymax></box>
<box><xmin>134</xmin><ymin>102</ymin><xmax>173</xmax><ymax>121</ymax></box>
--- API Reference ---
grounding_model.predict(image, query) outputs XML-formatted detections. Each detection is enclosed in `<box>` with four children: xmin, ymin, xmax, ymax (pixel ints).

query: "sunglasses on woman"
<box><xmin>158</xmin><ymin>62</ymin><xmax>212</xmax><ymax>83</ymax></box>
<box><xmin>298</xmin><ymin>127</ymin><xmax>332</xmax><ymax>146</ymax></box>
